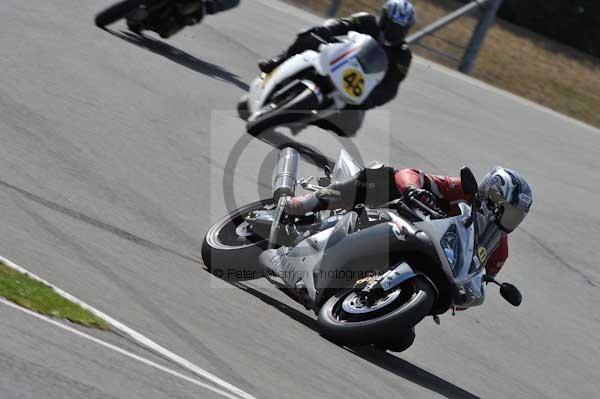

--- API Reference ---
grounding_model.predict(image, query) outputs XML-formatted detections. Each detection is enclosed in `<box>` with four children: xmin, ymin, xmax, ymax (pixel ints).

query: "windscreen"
<box><xmin>331</xmin><ymin>149</ymin><xmax>362</xmax><ymax>184</ymax></box>
<box><xmin>356</xmin><ymin>39</ymin><xmax>388</xmax><ymax>74</ymax></box>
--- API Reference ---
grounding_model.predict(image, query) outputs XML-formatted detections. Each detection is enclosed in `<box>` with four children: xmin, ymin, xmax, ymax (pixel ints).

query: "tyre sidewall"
<box><xmin>247</xmin><ymin>87</ymin><xmax>320</xmax><ymax>135</ymax></box>
<box><xmin>317</xmin><ymin>277</ymin><xmax>434</xmax><ymax>345</ymax></box>
<box><xmin>201</xmin><ymin>200</ymin><xmax>271</xmax><ymax>281</ymax></box>
<box><xmin>95</xmin><ymin>0</ymin><xmax>144</xmax><ymax>27</ymax></box>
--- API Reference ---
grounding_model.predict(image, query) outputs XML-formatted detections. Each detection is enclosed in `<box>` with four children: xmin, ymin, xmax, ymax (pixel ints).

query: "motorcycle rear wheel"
<box><xmin>317</xmin><ymin>276</ymin><xmax>434</xmax><ymax>346</ymax></box>
<box><xmin>201</xmin><ymin>200</ymin><xmax>272</xmax><ymax>281</ymax></box>
<box><xmin>95</xmin><ymin>0</ymin><xmax>145</xmax><ymax>28</ymax></box>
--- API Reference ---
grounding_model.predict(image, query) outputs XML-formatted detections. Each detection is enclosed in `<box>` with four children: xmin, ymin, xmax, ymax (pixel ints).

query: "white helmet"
<box><xmin>379</xmin><ymin>0</ymin><xmax>416</xmax><ymax>45</ymax></box>
<box><xmin>479</xmin><ymin>167</ymin><xmax>533</xmax><ymax>233</ymax></box>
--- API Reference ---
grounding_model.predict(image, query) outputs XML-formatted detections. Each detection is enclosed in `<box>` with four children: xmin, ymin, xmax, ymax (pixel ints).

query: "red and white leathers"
<box><xmin>394</xmin><ymin>169</ymin><xmax>508</xmax><ymax>277</ymax></box>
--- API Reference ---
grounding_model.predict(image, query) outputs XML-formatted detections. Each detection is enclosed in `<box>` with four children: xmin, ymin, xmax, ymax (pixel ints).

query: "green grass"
<box><xmin>0</xmin><ymin>262</ymin><xmax>110</xmax><ymax>330</ymax></box>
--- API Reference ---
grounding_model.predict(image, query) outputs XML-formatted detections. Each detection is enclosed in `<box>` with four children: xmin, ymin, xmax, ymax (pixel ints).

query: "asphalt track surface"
<box><xmin>1</xmin><ymin>1</ymin><xmax>599</xmax><ymax>398</ymax></box>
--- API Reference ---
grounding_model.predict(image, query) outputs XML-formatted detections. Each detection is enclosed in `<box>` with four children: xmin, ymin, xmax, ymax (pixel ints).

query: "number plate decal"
<box><xmin>477</xmin><ymin>247</ymin><xmax>488</xmax><ymax>263</ymax></box>
<box><xmin>342</xmin><ymin>68</ymin><xmax>365</xmax><ymax>98</ymax></box>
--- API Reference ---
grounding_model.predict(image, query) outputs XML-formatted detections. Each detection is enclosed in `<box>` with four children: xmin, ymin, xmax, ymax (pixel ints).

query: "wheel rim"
<box><xmin>330</xmin><ymin>280</ymin><xmax>418</xmax><ymax>323</ymax></box>
<box><xmin>207</xmin><ymin>201</ymin><xmax>272</xmax><ymax>250</ymax></box>
<box><xmin>217</xmin><ymin>220</ymin><xmax>260</xmax><ymax>246</ymax></box>
<box><xmin>341</xmin><ymin>290</ymin><xmax>402</xmax><ymax>314</ymax></box>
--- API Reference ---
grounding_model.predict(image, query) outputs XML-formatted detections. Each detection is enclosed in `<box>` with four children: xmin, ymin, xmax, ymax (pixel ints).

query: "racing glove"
<box><xmin>405</xmin><ymin>187</ymin><xmax>438</xmax><ymax>210</ymax></box>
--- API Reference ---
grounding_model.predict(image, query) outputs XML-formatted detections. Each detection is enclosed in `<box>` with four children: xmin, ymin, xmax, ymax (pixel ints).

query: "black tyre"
<box><xmin>201</xmin><ymin>200</ymin><xmax>272</xmax><ymax>281</ymax></box>
<box><xmin>375</xmin><ymin>327</ymin><xmax>415</xmax><ymax>352</ymax></box>
<box><xmin>126</xmin><ymin>19</ymin><xmax>143</xmax><ymax>34</ymax></box>
<box><xmin>246</xmin><ymin>85</ymin><xmax>321</xmax><ymax>136</ymax></box>
<box><xmin>237</xmin><ymin>94</ymin><xmax>250</xmax><ymax>121</ymax></box>
<box><xmin>95</xmin><ymin>0</ymin><xmax>144</xmax><ymax>28</ymax></box>
<box><xmin>318</xmin><ymin>276</ymin><xmax>434</xmax><ymax>346</ymax></box>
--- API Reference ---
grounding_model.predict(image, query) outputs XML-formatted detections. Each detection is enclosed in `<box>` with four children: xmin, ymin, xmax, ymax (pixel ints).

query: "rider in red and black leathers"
<box><xmin>285</xmin><ymin>167</ymin><xmax>509</xmax><ymax>277</ymax></box>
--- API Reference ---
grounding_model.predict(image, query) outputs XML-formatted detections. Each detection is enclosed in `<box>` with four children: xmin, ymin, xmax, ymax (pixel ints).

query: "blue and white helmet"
<box><xmin>379</xmin><ymin>0</ymin><xmax>416</xmax><ymax>45</ymax></box>
<box><xmin>479</xmin><ymin>167</ymin><xmax>533</xmax><ymax>233</ymax></box>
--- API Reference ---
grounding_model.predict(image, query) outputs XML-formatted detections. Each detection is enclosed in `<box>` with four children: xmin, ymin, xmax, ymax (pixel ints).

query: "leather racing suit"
<box><xmin>286</xmin><ymin>167</ymin><xmax>509</xmax><ymax>277</ymax></box>
<box><xmin>274</xmin><ymin>12</ymin><xmax>412</xmax><ymax>111</ymax></box>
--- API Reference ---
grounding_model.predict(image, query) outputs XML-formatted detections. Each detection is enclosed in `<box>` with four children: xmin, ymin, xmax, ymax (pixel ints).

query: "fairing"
<box><xmin>414</xmin><ymin>203</ymin><xmax>487</xmax><ymax>308</ymax></box>
<box><xmin>247</xmin><ymin>31</ymin><xmax>388</xmax><ymax>114</ymax></box>
<box><xmin>248</xmin><ymin>50</ymin><xmax>322</xmax><ymax>113</ymax></box>
<box><xmin>315</xmin><ymin>212</ymin><xmax>441</xmax><ymax>305</ymax></box>
<box><xmin>260</xmin><ymin>151</ymin><xmax>487</xmax><ymax>312</ymax></box>
<box><xmin>330</xmin><ymin>149</ymin><xmax>362</xmax><ymax>184</ymax></box>
<box><xmin>320</xmin><ymin>31</ymin><xmax>388</xmax><ymax>105</ymax></box>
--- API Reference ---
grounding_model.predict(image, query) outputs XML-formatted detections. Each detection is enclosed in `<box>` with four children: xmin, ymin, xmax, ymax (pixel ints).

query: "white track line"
<box><xmin>0</xmin><ymin>256</ymin><xmax>258</xmax><ymax>399</ymax></box>
<box><xmin>0</xmin><ymin>298</ymin><xmax>240</xmax><ymax>399</ymax></box>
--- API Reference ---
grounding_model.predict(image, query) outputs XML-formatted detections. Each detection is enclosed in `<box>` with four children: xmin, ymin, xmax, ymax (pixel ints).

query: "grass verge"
<box><xmin>0</xmin><ymin>261</ymin><xmax>110</xmax><ymax>330</ymax></box>
<box><xmin>283</xmin><ymin>0</ymin><xmax>600</xmax><ymax>128</ymax></box>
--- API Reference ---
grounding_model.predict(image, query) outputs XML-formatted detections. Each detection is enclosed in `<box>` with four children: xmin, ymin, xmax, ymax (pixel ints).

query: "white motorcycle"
<box><xmin>238</xmin><ymin>31</ymin><xmax>388</xmax><ymax>136</ymax></box>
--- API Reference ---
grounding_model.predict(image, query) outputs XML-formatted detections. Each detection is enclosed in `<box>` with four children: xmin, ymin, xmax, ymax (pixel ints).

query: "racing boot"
<box><xmin>258</xmin><ymin>52</ymin><xmax>287</xmax><ymax>73</ymax></box>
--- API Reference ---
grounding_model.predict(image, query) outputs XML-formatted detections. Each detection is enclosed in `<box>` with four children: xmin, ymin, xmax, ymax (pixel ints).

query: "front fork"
<box><xmin>354</xmin><ymin>262</ymin><xmax>417</xmax><ymax>296</ymax></box>
<box><xmin>268</xmin><ymin>196</ymin><xmax>288</xmax><ymax>249</ymax></box>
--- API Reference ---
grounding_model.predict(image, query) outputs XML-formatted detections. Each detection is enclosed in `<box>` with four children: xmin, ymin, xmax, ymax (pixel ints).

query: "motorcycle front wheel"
<box><xmin>95</xmin><ymin>0</ymin><xmax>144</xmax><ymax>28</ymax></box>
<box><xmin>246</xmin><ymin>83</ymin><xmax>322</xmax><ymax>136</ymax></box>
<box><xmin>201</xmin><ymin>200</ymin><xmax>272</xmax><ymax>281</ymax></box>
<box><xmin>317</xmin><ymin>276</ymin><xmax>434</xmax><ymax>346</ymax></box>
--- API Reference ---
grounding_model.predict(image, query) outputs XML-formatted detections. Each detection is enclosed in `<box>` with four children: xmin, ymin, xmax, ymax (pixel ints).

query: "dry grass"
<box><xmin>284</xmin><ymin>0</ymin><xmax>600</xmax><ymax>128</ymax></box>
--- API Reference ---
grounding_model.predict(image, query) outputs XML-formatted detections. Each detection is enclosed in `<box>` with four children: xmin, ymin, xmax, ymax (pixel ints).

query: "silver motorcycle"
<box><xmin>202</xmin><ymin>148</ymin><xmax>522</xmax><ymax>351</ymax></box>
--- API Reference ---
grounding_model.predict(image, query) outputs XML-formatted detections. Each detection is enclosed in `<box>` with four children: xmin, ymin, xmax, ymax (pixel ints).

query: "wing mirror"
<box><xmin>460</xmin><ymin>166</ymin><xmax>478</xmax><ymax>196</ymax></box>
<box><xmin>483</xmin><ymin>275</ymin><xmax>522</xmax><ymax>307</ymax></box>
<box><xmin>500</xmin><ymin>283</ymin><xmax>522</xmax><ymax>307</ymax></box>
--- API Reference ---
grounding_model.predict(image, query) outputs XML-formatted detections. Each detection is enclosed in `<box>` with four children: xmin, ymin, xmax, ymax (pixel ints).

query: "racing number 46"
<box><xmin>343</xmin><ymin>71</ymin><xmax>365</xmax><ymax>97</ymax></box>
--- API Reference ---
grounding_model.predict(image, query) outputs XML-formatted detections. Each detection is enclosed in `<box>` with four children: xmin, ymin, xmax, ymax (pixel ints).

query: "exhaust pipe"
<box><xmin>273</xmin><ymin>147</ymin><xmax>299</xmax><ymax>201</ymax></box>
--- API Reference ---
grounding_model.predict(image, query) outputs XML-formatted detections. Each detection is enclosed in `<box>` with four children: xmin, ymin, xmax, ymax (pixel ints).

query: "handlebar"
<box><xmin>408</xmin><ymin>197</ymin><xmax>448</xmax><ymax>219</ymax></box>
<box><xmin>309</xmin><ymin>31</ymin><xmax>341</xmax><ymax>45</ymax></box>
<box><xmin>298</xmin><ymin>177</ymin><xmax>325</xmax><ymax>192</ymax></box>
<box><xmin>378</xmin><ymin>198</ymin><xmax>447</xmax><ymax>221</ymax></box>
<box><xmin>298</xmin><ymin>175</ymin><xmax>448</xmax><ymax>220</ymax></box>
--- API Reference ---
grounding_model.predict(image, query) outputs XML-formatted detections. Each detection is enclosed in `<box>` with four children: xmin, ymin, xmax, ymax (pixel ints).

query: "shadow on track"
<box><xmin>232</xmin><ymin>281</ymin><xmax>481</xmax><ymax>399</ymax></box>
<box><xmin>252</xmin><ymin>128</ymin><xmax>335</xmax><ymax>171</ymax></box>
<box><xmin>247</xmin><ymin>124</ymin><xmax>367</xmax><ymax>172</ymax></box>
<box><xmin>108</xmin><ymin>30</ymin><xmax>250</xmax><ymax>91</ymax></box>
<box><xmin>347</xmin><ymin>347</ymin><xmax>481</xmax><ymax>399</ymax></box>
